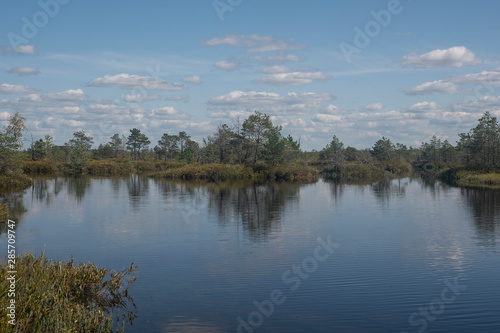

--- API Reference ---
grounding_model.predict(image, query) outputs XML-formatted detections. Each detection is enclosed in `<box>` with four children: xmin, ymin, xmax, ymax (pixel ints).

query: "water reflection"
<box><xmin>461</xmin><ymin>187</ymin><xmax>500</xmax><ymax>250</ymax></box>
<box><xmin>371</xmin><ymin>177</ymin><xmax>407</xmax><ymax>202</ymax></box>
<box><xmin>206</xmin><ymin>182</ymin><xmax>302</xmax><ymax>241</ymax></box>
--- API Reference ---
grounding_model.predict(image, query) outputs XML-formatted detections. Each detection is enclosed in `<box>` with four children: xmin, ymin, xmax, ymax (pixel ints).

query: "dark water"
<box><xmin>1</xmin><ymin>176</ymin><xmax>500</xmax><ymax>332</ymax></box>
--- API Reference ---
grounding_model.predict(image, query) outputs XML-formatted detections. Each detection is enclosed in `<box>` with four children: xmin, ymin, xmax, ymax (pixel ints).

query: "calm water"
<box><xmin>1</xmin><ymin>175</ymin><xmax>500</xmax><ymax>332</ymax></box>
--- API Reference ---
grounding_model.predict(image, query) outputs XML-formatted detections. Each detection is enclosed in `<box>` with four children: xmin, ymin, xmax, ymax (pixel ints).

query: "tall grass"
<box><xmin>0</xmin><ymin>173</ymin><xmax>32</xmax><ymax>192</ymax></box>
<box><xmin>151</xmin><ymin>163</ymin><xmax>254</xmax><ymax>181</ymax></box>
<box><xmin>0</xmin><ymin>203</ymin><xmax>7</xmax><ymax>223</ymax></box>
<box><xmin>0</xmin><ymin>252</ymin><xmax>137</xmax><ymax>332</ymax></box>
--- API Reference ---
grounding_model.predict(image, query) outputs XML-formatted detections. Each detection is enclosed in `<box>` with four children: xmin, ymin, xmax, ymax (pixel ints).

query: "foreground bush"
<box><xmin>0</xmin><ymin>173</ymin><xmax>32</xmax><ymax>192</ymax></box>
<box><xmin>0</xmin><ymin>203</ymin><xmax>7</xmax><ymax>223</ymax></box>
<box><xmin>0</xmin><ymin>252</ymin><xmax>137</xmax><ymax>333</ymax></box>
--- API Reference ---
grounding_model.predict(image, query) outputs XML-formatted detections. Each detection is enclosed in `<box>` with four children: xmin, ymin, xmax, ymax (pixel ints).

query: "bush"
<box><xmin>87</xmin><ymin>160</ymin><xmax>133</xmax><ymax>176</ymax></box>
<box><xmin>0</xmin><ymin>173</ymin><xmax>32</xmax><ymax>192</ymax></box>
<box><xmin>0</xmin><ymin>203</ymin><xmax>7</xmax><ymax>223</ymax></box>
<box><xmin>0</xmin><ymin>252</ymin><xmax>137</xmax><ymax>333</ymax></box>
<box><xmin>22</xmin><ymin>159</ymin><xmax>57</xmax><ymax>175</ymax></box>
<box><xmin>151</xmin><ymin>163</ymin><xmax>254</xmax><ymax>181</ymax></box>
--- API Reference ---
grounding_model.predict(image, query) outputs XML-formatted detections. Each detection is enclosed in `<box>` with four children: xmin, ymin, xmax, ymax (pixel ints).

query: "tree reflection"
<box><xmin>206</xmin><ymin>182</ymin><xmax>301</xmax><ymax>242</ymax></box>
<box><xmin>461</xmin><ymin>187</ymin><xmax>500</xmax><ymax>249</ymax></box>
<box><xmin>67</xmin><ymin>176</ymin><xmax>91</xmax><ymax>201</ymax></box>
<box><xmin>371</xmin><ymin>177</ymin><xmax>407</xmax><ymax>203</ymax></box>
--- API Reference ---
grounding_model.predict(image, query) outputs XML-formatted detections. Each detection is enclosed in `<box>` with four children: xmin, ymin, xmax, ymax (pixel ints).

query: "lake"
<box><xmin>1</xmin><ymin>175</ymin><xmax>499</xmax><ymax>332</ymax></box>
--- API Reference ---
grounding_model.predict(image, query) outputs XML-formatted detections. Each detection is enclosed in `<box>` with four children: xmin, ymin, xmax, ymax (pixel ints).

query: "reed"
<box><xmin>0</xmin><ymin>252</ymin><xmax>137</xmax><ymax>332</ymax></box>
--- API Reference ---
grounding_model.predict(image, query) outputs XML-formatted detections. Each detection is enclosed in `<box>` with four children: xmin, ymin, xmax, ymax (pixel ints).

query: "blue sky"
<box><xmin>1</xmin><ymin>0</ymin><xmax>500</xmax><ymax>150</ymax></box>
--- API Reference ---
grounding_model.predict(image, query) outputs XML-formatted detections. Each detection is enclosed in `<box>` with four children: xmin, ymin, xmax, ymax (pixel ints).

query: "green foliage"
<box><xmin>242</xmin><ymin>111</ymin><xmax>273</xmax><ymax>165</ymax></box>
<box><xmin>0</xmin><ymin>173</ymin><xmax>32</xmax><ymax>192</ymax></box>
<box><xmin>69</xmin><ymin>142</ymin><xmax>90</xmax><ymax>172</ymax></box>
<box><xmin>67</xmin><ymin>131</ymin><xmax>94</xmax><ymax>151</ymax></box>
<box><xmin>126</xmin><ymin>128</ymin><xmax>151</xmax><ymax>160</ymax></box>
<box><xmin>0</xmin><ymin>252</ymin><xmax>137</xmax><ymax>332</ymax></box>
<box><xmin>22</xmin><ymin>159</ymin><xmax>57</xmax><ymax>175</ymax></box>
<box><xmin>371</xmin><ymin>137</ymin><xmax>394</xmax><ymax>161</ymax></box>
<box><xmin>320</xmin><ymin>135</ymin><xmax>345</xmax><ymax>166</ymax></box>
<box><xmin>0</xmin><ymin>203</ymin><xmax>8</xmax><ymax>223</ymax></box>
<box><xmin>151</xmin><ymin>163</ymin><xmax>254</xmax><ymax>181</ymax></box>
<box><xmin>86</xmin><ymin>160</ymin><xmax>134</xmax><ymax>176</ymax></box>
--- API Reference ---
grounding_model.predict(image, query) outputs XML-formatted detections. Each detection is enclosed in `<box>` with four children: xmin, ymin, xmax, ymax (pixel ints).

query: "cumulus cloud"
<box><xmin>250</xmin><ymin>54</ymin><xmax>301</xmax><ymax>63</ymax></box>
<box><xmin>256</xmin><ymin>71</ymin><xmax>331</xmax><ymax>86</ymax></box>
<box><xmin>209</xmin><ymin>110</ymin><xmax>252</xmax><ymax>119</ymax></box>
<box><xmin>204</xmin><ymin>34</ymin><xmax>305</xmax><ymax>53</ymax></box>
<box><xmin>405</xmin><ymin>80</ymin><xmax>460</xmax><ymax>95</ymax></box>
<box><xmin>364</xmin><ymin>103</ymin><xmax>384</xmax><ymax>111</ymax></box>
<box><xmin>215</xmin><ymin>60</ymin><xmax>240</xmax><ymax>71</ymax></box>
<box><xmin>150</xmin><ymin>106</ymin><xmax>189</xmax><ymax>119</ymax></box>
<box><xmin>405</xmin><ymin>67</ymin><xmax>500</xmax><ymax>95</ymax></box>
<box><xmin>0</xmin><ymin>89</ymin><xmax>87</xmax><ymax>114</ymax></box>
<box><xmin>0</xmin><ymin>45</ymin><xmax>38</xmax><ymax>54</ymax></box>
<box><xmin>0</xmin><ymin>83</ymin><xmax>40</xmax><ymax>94</ymax></box>
<box><xmin>123</xmin><ymin>92</ymin><xmax>162</xmax><ymax>103</ymax></box>
<box><xmin>87</xmin><ymin>73</ymin><xmax>186</xmax><ymax>90</ymax></box>
<box><xmin>209</xmin><ymin>90</ymin><xmax>334</xmax><ymax>115</ymax></box>
<box><xmin>259</xmin><ymin>65</ymin><xmax>292</xmax><ymax>74</ymax></box>
<box><xmin>6</xmin><ymin>67</ymin><xmax>40</xmax><ymax>76</ymax></box>
<box><xmin>401</xmin><ymin>46</ymin><xmax>482</xmax><ymax>68</ymax></box>
<box><xmin>165</xmin><ymin>95</ymin><xmax>189</xmax><ymax>102</ymax></box>
<box><xmin>181</xmin><ymin>75</ymin><xmax>201</xmax><ymax>83</ymax></box>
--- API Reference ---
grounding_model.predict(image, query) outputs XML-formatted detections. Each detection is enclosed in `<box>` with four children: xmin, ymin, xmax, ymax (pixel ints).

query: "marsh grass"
<box><xmin>0</xmin><ymin>173</ymin><xmax>32</xmax><ymax>193</ymax></box>
<box><xmin>152</xmin><ymin>163</ymin><xmax>254</xmax><ymax>181</ymax></box>
<box><xmin>0</xmin><ymin>252</ymin><xmax>138</xmax><ymax>333</ymax></box>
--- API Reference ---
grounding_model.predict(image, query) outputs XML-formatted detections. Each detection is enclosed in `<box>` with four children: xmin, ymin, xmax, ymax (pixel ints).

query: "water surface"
<box><xmin>1</xmin><ymin>176</ymin><xmax>499</xmax><ymax>332</ymax></box>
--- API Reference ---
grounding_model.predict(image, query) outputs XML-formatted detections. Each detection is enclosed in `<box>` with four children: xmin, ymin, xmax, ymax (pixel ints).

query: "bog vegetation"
<box><xmin>0</xmin><ymin>110</ymin><xmax>499</xmax><ymax>192</ymax></box>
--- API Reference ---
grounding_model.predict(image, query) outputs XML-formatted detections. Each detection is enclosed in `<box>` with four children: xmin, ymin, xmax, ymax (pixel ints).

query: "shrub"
<box><xmin>0</xmin><ymin>252</ymin><xmax>137</xmax><ymax>332</ymax></box>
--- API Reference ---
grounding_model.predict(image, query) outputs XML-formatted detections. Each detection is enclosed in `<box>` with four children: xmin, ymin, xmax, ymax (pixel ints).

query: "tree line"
<box><xmin>1</xmin><ymin>110</ymin><xmax>499</xmax><ymax>175</ymax></box>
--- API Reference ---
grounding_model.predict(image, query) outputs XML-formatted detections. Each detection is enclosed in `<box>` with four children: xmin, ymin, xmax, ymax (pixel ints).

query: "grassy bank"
<box><xmin>0</xmin><ymin>252</ymin><xmax>137</xmax><ymax>332</ymax></box>
<box><xmin>438</xmin><ymin>167</ymin><xmax>500</xmax><ymax>188</ymax></box>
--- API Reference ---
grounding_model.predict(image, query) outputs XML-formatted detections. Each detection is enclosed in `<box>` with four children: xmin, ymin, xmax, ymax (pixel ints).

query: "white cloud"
<box><xmin>0</xmin><ymin>45</ymin><xmax>38</xmax><ymax>54</ymax></box>
<box><xmin>123</xmin><ymin>93</ymin><xmax>162</xmax><ymax>103</ymax></box>
<box><xmin>6</xmin><ymin>67</ymin><xmax>40</xmax><ymax>76</ymax></box>
<box><xmin>259</xmin><ymin>65</ymin><xmax>292</xmax><ymax>74</ymax></box>
<box><xmin>151</xmin><ymin>106</ymin><xmax>188</xmax><ymax>119</ymax></box>
<box><xmin>0</xmin><ymin>83</ymin><xmax>40</xmax><ymax>94</ymax></box>
<box><xmin>181</xmin><ymin>75</ymin><xmax>201</xmax><ymax>83</ymax></box>
<box><xmin>256</xmin><ymin>71</ymin><xmax>331</xmax><ymax>86</ymax></box>
<box><xmin>401</xmin><ymin>46</ymin><xmax>482</xmax><ymax>68</ymax></box>
<box><xmin>209</xmin><ymin>110</ymin><xmax>252</xmax><ymax>119</ymax></box>
<box><xmin>87</xmin><ymin>73</ymin><xmax>186</xmax><ymax>90</ymax></box>
<box><xmin>204</xmin><ymin>34</ymin><xmax>305</xmax><ymax>53</ymax></box>
<box><xmin>405</xmin><ymin>67</ymin><xmax>500</xmax><ymax>95</ymax></box>
<box><xmin>215</xmin><ymin>60</ymin><xmax>240</xmax><ymax>71</ymax></box>
<box><xmin>408</xmin><ymin>101</ymin><xmax>438</xmax><ymax>111</ymax></box>
<box><xmin>165</xmin><ymin>95</ymin><xmax>189</xmax><ymax>102</ymax></box>
<box><xmin>44</xmin><ymin>117</ymin><xmax>85</xmax><ymax>128</ymax></box>
<box><xmin>405</xmin><ymin>80</ymin><xmax>460</xmax><ymax>95</ymax></box>
<box><xmin>251</xmin><ymin>54</ymin><xmax>301</xmax><ymax>63</ymax></box>
<box><xmin>209</xmin><ymin>90</ymin><xmax>334</xmax><ymax>115</ymax></box>
<box><xmin>364</xmin><ymin>102</ymin><xmax>384</xmax><ymax>111</ymax></box>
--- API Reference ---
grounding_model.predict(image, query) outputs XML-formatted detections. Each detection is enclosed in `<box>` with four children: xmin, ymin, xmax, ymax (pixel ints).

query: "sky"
<box><xmin>1</xmin><ymin>0</ymin><xmax>500</xmax><ymax>151</ymax></box>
